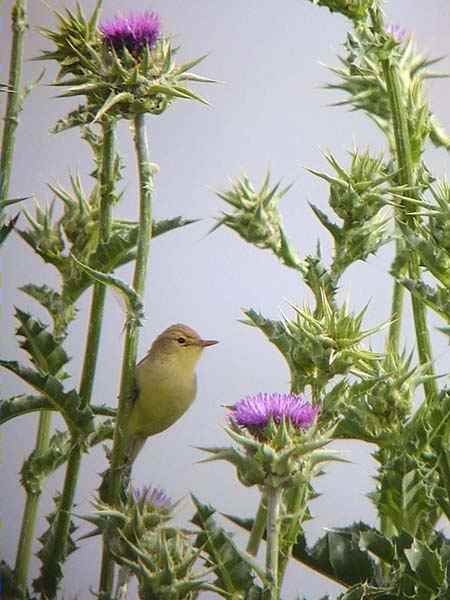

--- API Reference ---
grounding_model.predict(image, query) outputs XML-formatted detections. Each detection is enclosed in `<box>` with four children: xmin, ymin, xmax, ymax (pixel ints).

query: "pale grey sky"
<box><xmin>2</xmin><ymin>1</ymin><xmax>450</xmax><ymax>598</ymax></box>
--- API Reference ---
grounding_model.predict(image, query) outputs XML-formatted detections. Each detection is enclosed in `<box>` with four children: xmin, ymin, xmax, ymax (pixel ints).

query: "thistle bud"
<box><xmin>130</xmin><ymin>529</ymin><xmax>209</xmax><ymax>599</ymax></box>
<box><xmin>327</xmin><ymin>24</ymin><xmax>446</xmax><ymax>155</ymax></box>
<box><xmin>308</xmin><ymin>0</ymin><xmax>376</xmax><ymax>21</ymax></box>
<box><xmin>79</xmin><ymin>484</ymin><xmax>174</xmax><ymax>566</ymax></box>
<box><xmin>215</xmin><ymin>172</ymin><xmax>301</xmax><ymax>269</ymax></box>
<box><xmin>309</xmin><ymin>150</ymin><xmax>392</xmax><ymax>276</ymax></box>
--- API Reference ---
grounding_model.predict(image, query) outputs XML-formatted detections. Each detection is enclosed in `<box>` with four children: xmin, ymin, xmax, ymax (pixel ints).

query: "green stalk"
<box><xmin>0</xmin><ymin>0</ymin><xmax>27</xmax><ymax>207</ymax></box>
<box><xmin>370</xmin><ymin>8</ymin><xmax>437</xmax><ymax>402</ymax></box>
<box><xmin>278</xmin><ymin>477</ymin><xmax>309</xmax><ymax>583</ymax></box>
<box><xmin>99</xmin><ymin>113</ymin><xmax>154</xmax><ymax>595</ymax></box>
<box><xmin>247</xmin><ymin>492</ymin><xmax>267</xmax><ymax>557</ymax></box>
<box><xmin>37</xmin><ymin>122</ymin><xmax>116</xmax><ymax>598</ymax></box>
<box><xmin>386</xmin><ymin>237</ymin><xmax>405</xmax><ymax>353</ymax></box>
<box><xmin>14</xmin><ymin>410</ymin><xmax>51</xmax><ymax>596</ymax></box>
<box><xmin>369</xmin><ymin>8</ymin><xmax>438</xmax><ymax>548</ymax></box>
<box><xmin>264</xmin><ymin>485</ymin><xmax>282</xmax><ymax>600</ymax></box>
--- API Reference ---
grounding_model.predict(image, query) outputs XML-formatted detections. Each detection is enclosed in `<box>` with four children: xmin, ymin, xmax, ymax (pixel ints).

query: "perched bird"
<box><xmin>126</xmin><ymin>323</ymin><xmax>218</xmax><ymax>464</ymax></box>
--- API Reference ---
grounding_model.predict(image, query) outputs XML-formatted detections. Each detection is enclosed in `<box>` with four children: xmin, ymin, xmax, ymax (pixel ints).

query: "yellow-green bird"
<box><xmin>126</xmin><ymin>323</ymin><xmax>218</xmax><ymax>463</ymax></box>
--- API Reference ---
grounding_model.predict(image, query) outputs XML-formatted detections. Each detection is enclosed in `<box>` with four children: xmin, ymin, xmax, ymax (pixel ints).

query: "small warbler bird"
<box><xmin>126</xmin><ymin>323</ymin><xmax>218</xmax><ymax>463</ymax></box>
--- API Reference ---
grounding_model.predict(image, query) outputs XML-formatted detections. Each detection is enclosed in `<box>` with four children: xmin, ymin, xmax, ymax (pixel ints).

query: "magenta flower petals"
<box><xmin>100</xmin><ymin>11</ymin><xmax>161</xmax><ymax>54</ymax></box>
<box><xmin>132</xmin><ymin>485</ymin><xmax>171</xmax><ymax>509</ymax></box>
<box><xmin>386</xmin><ymin>24</ymin><xmax>409</xmax><ymax>43</ymax></box>
<box><xmin>231</xmin><ymin>393</ymin><xmax>319</xmax><ymax>432</ymax></box>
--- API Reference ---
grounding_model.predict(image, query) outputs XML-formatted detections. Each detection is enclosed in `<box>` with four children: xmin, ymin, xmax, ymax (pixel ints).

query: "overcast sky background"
<box><xmin>2</xmin><ymin>1</ymin><xmax>450</xmax><ymax>598</ymax></box>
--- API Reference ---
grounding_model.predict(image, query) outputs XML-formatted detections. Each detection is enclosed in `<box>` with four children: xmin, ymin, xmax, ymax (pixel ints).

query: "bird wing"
<box><xmin>131</xmin><ymin>378</ymin><xmax>139</xmax><ymax>405</ymax></box>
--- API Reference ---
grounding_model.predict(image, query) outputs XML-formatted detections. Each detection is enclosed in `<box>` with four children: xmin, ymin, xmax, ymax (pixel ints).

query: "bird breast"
<box><xmin>132</xmin><ymin>355</ymin><xmax>198</xmax><ymax>437</ymax></box>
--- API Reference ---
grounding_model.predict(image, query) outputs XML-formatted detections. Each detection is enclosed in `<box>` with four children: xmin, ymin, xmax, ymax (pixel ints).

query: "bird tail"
<box><xmin>98</xmin><ymin>435</ymin><xmax>147</xmax><ymax>502</ymax></box>
<box><xmin>126</xmin><ymin>434</ymin><xmax>147</xmax><ymax>466</ymax></box>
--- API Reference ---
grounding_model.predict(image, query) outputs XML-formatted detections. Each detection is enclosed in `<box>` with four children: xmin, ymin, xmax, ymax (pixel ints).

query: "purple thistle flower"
<box><xmin>100</xmin><ymin>11</ymin><xmax>161</xmax><ymax>55</ymax></box>
<box><xmin>231</xmin><ymin>393</ymin><xmax>319</xmax><ymax>432</ymax></box>
<box><xmin>386</xmin><ymin>24</ymin><xmax>409</xmax><ymax>44</ymax></box>
<box><xmin>132</xmin><ymin>485</ymin><xmax>172</xmax><ymax>509</ymax></box>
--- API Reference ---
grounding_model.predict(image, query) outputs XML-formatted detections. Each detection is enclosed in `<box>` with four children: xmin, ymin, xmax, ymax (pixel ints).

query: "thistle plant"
<box><xmin>3</xmin><ymin>1</ymin><xmax>450</xmax><ymax>599</ymax></box>
<box><xmin>37</xmin><ymin>3</ymin><xmax>211</xmax><ymax>129</ymax></box>
<box><xmin>209</xmin><ymin>2</ymin><xmax>450</xmax><ymax>599</ymax></box>
<box><xmin>0</xmin><ymin>0</ymin><xmax>28</xmax><ymax>248</ymax></box>
<box><xmin>200</xmin><ymin>394</ymin><xmax>342</xmax><ymax>598</ymax></box>
<box><xmin>0</xmin><ymin>0</ymin><xmax>27</xmax><ymax>203</ymax></box>
<box><xmin>1</xmin><ymin>2</ymin><xmax>212</xmax><ymax>598</ymax></box>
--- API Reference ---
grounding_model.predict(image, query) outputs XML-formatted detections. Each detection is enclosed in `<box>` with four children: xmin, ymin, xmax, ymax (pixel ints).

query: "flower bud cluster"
<box><xmin>288</xmin><ymin>295</ymin><xmax>381</xmax><ymax>390</ymax></box>
<box><xmin>352</xmin><ymin>353</ymin><xmax>419</xmax><ymax>437</ymax></box>
<box><xmin>396</xmin><ymin>182</ymin><xmax>450</xmax><ymax>298</ymax></box>
<box><xmin>309</xmin><ymin>150</ymin><xmax>393</xmax><ymax>277</ymax></box>
<box><xmin>82</xmin><ymin>485</ymin><xmax>174</xmax><ymax>565</ymax></box>
<box><xmin>245</xmin><ymin>292</ymin><xmax>381</xmax><ymax>391</ymax></box>
<box><xmin>20</xmin><ymin>201</ymin><xmax>65</xmax><ymax>269</ymax></box>
<box><xmin>18</xmin><ymin>169</ymin><xmax>143</xmax><ymax>305</ymax></box>
<box><xmin>201</xmin><ymin>394</ymin><xmax>338</xmax><ymax>489</ymax></box>
<box><xmin>329</xmin><ymin>24</ymin><xmax>449</xmax><ymax>155</ymax></box>
<box><xmin>215</xmin><ymin>172</ymin><xmax>301</xmax><ymax>269</ymax></box>
<box><xmin>385</xmin><ymin>176</ymin><xmax>450</xmax><ymax>332</ymax></box>
<box><xmin>129</xmin><ymin>528</ymin><xmax>208</xmax><ymax>599</ymax></box>
<box><xmin>19</xmin><ymin>178</ymin><xmax>100</xmax><ymax>301</ymax></box>
<box><xmin>84</xmin><ymin>485</ymin><xmax>210</xmax><ymax>598</ymax></box>
<box><xmin>38</xmin><ymin>6</ymin><xmax>212</xmax><ymax>126</ymax></box>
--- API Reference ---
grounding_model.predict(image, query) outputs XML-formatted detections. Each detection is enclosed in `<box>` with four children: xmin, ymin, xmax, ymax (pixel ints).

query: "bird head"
<box><xmin>149</xmin><ymin>323</ymin><xmax>218</xmax><ymax>370</ymax></box>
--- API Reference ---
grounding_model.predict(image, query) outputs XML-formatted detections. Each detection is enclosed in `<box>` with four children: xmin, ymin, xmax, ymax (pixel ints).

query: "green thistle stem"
<box><xmin>37</xmin><ymin>122</ymin><xmax>116</xmax><ymax>598</ymax></box>
<box><xmin>371</xmin><ymin>8</ymin><xmax>437</xmax><ymax>403</ymax></box>
<box><xmin>386</xmin><ymin>257</ymin><xmax>405</xmax><ymax>353</ymax></box>
<box><xmin>0</xmin><ymin>0</ymin><xmax>27</xmax><ymax>207</ymax></box>
<box><xmin>278</xmin><ymin>478</ymin><xmax>309</xmax><ymax>583</ymax></box>
<box><xmin>99</xmin><ymin>121</ymin><xmax>116</xmax><ymax>243</ymax></box>
<box><xmin>99</xmin><ymin>113</ymin><xmax>154</xmax><ymax>594</ymax></box>
<box><xmin>14</xmin><ymin>410</ymin><xmax>51</xmax><ymax>595</ymax></box>
<box><xmin>247</xmin><ymin>492</ymin><xmax>267</xmax><ymax>556</ymax></box>
<box><xmin>38</xmin><ymin>442</ymin><xmax>82</xmax><ymax>598</ymax></box>
<box><xmin>370</xmin><ymin>8</ymin><xmax>438</xmax><ymax>546</ymax></box>
<box><xmin>264</xmin><ymin>485</ymin><xmax>282</xmax><ymax>600</ymax></box>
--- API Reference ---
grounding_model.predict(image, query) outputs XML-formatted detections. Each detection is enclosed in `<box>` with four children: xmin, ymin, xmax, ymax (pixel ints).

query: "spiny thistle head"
<box><xmin>19</xmin><ymin>176</ymin><xmax>100</xmax><ymax>304</ymax></box>
<box><xmin>125</xmin><ymin>484</ymin><xmax>174</xmax><ymax>536</ymax></box>
<box><xmin>200</xmin><ymin>394</ymin><xmax>340</xmax><ymax>489</ymax></box>
<box><xmin>38</xmin><ymin>3</ymin><xmax>213</xmax><ymax>127</ymax></box>
<box><xmin>308</xmin><ymin>150</ymin><xmax>392</xmax><ymax>276</ymax></box>
<box><xmin>331</xmin><ymin>352</ymin><xmax>422</xmax><ymax>442</ymax></box>
<box><xmin>99</xmin><ymin>11</ymin><xmax>161</xmax><ymax>55</ymax></box>
<box><xmin>395</xmin><ymin>181</ymin><xmax>450</xmax><ymax>288</ymax></box>
<box><xmin>307</xmin><ymin>0</ymin><xmax>377</xmax><ymax>21</ymax></box>
<box><xmin>244</xmin><ymin>292</ymin><xmax>382</xmax><ymax>392</ymax></box>
<box><xmin>124</xmin><ymin>529</ymin><xmax>209</xmax><ymax>599</ymax></box>
<box><xmin>131</xmin><ymin>484</ymin><xmax>173</xmax><ymax>512</ymax></box>
<box><xmin>360</xmin><ymin>352</ymin><xmax>417</xmax><ymax>426</ymax></box>
<box><xmin>216</xmin><ymin>172</ymin><xmax>287</xmax><ymax>251</ymax></box>
<box><xmin>215</xmin><ymin>171</ymin><xmax>301</xmax><ymax>269</ymax></box>
<box><xmin>79</xmin><ymin>484</ymin><xmax>175</xmax><ymax>566</ymax></box>
<box><xmin>327</xmin><ymin>23</ymin><xmax>447</xmax><ymax>158</ymax></box>
<box><xmin>310</xmin><ymin>150</ymin><xmax>393</xmax><ymax>224</ymax></box>
<box><xmin>385</xmin><ymin>24</ymin><xmax>409</xmax><ymax>44</ymax></box>
<box><xmin>231</xmin><ymin>393</ymin><xmax>319</xmax><ymax>435</ymax></box>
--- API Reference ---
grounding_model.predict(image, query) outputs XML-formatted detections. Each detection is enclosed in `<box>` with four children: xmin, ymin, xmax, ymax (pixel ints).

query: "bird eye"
<box><xmin>177</xmin><ymin>336</ymin><xmax>186</xmax><ymax>345</ymax></box>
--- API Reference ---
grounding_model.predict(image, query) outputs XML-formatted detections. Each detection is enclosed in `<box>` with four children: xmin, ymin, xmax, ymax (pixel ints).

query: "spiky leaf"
<box><xmin>191</xmin><ymin>495</ymin><xmax>264</xmax><ymax>594</ymax></box>
<box><xmin>14</xmin><ymin>308</ymin><xmax>70</xmax><ymax>375</ymax></box>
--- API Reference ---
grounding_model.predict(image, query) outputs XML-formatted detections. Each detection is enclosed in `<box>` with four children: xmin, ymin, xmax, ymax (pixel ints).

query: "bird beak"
<box><xmin>199</xmin><ymin>339</ymin><xmax>219</xmax><ymax>347</ymax></box>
